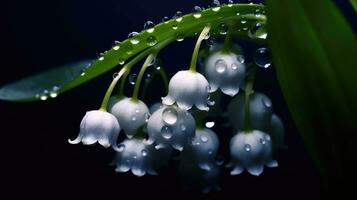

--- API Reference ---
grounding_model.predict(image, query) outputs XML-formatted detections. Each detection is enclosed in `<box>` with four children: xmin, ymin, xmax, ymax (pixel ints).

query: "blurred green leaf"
<box><xmin>267</xmin><ymin>0</ymin><xmax>357</xmax><ymax>191</ymax></box>
<box><xmin>0</xmin><ymin>4</ymin><xmax>266</xmax><ymax>102</ymax></box>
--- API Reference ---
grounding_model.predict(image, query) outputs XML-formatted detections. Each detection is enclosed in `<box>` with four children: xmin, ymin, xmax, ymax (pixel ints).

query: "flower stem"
<box><xmin>243</xmin><ymin>64</ymin><xmax>257</xmax><ymax>132</ymax></box>
<box><xmin>99</xmin><ymin>39</ymin><xmax>173</xmax><ymax>111</ymax></box>
<box><xmin>131</xmin><ymin>53</ymin><xmax>158</xmax><ymax>101</ymax></box>
<box><xmin>221</xmin><ymin>32</ymin><xmax>233</xmax><ymax>54</ymax></box>
<box><xmin>189</xmin><ymin>25</ymin><xmax>211</xmax><ymax>72</ymax></box>
<box><xmin>118</xmin><ymin>71</ymin><xmax>128</xmax><ymax>98</ymax></box>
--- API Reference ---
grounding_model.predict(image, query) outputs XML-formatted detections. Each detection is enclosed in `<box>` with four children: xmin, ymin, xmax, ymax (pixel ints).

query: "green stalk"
<box><xmin>189</xmin><ymin>26</ymin><xmax>211</xmax><ymax>72</ymax></box>
<box><xmin>243</xmin><ymin>64</ymin><xmax>257</xmax><ymax>132</ymax></box>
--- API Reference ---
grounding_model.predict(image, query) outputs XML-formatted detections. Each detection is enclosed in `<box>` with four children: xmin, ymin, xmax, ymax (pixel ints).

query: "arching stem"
<box><xmin>189</xmin><ymin>25</ymin><xmax>211</xmax><ymax>72</ymax></box>
<box><xmin>243</xmin><ymin>64</ymin><xmax>257</xmax><ymax>132</ymax></box>
<box><xmin>131</xmin><ymin>53</ymin><xmax>158</xmax><ymax>101</ymax></box>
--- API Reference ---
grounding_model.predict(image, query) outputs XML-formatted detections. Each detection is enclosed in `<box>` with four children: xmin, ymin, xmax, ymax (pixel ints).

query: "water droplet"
<box><xmin>193</xmin><ymin>6</ymin><xmax>202</xmax><ymax>18</ymax></box>
<box><xmin>143</xmin><ymin>21</ymin><xmax>155</xmax><ymax>33</ymax></box>
<box><xmin>141</xmin><ymin>149</ymin><xmax>148</xmax><ymax>157</ymax></box>
<box><xmin>114</xmin><ymin>41</ymin><xmax>121</xmax><ymax>45</ymax></box>
<box><xmin>161</xmin><ymin>126</ymin><xmax>173</xmax><ymax>139</ymax></box>
<box><xmin>80</xmin><ymin>69</ymin><xmax>86</xmax><ymax>76</ymax></box>
<box><xmin>236</xmin><ymin>12</ymin><xmax>240</xmax><ymax>16</ymax></box>
<box><xmin>162</xmin><ymin>108</ymin><xmax>178</xmax><ymax>125</ymax></box>
<box><xmin>262</xmin><ymin>96</ymin><xmax>272</xmax><ymax>108</ymax></box>
<box><xmin>50</xmin><ymin>86</ymin><xmax>59</xmax><ymax>98</ymax></box>
<box><xmin>155</xmin><ymin>66</ymin><xmax>161</xmax><ymax>70</ymax></box>
<box><xmin>211</xmin><ymin>0</ymin><xmax>221</xmax><ymax>11</ymax></box>
<box><xmin>241</xmin><ymin>20</ymin><xmax>247</xmax><ymax>24</ymax></box>
<box><xmin>131</xmin><ymin>115</ymin><xmax>137</xmax><ymax>121</ymax></box>
<box><xmin>227</xmin><ymin>0</ymin><xmax>234</xmax><ymax>7</ymax></box>
<box><xmin>113</xmin><ymin>73</ymin><xmax>119</xmax><ymax>79</ymax></box>
<box><xmin>135</xmin><ymin>109</ymin><xmax>140</xmax><ymax>113</ymax></box>
<box><xmin>118</xmin><ymin>58</ymin><xmax>125</xmax><ymax>65</ymax></box>
<box><xmin>117</xmin><ymin>144</ymin><xmax>125</xmax><ymax>152</ymax></box>
<box><xmin>144</xmin><ymin>113</ymin><xmax>150</xmax><ymax>122</ymax></box>
<box><xmin>180</xmin><ymin>124</ymin><xmax>186</xmax><ymax>131</ymax></box>
<box><xmin>254</xmin><ymin>48</ymin><xmax>271</xmax><ymax>68</ymax></box>
<box><xmin>162</xmin><ymin>16</ymin><xmax>169</xmax><ymax>23</ymax></box>
<box><xmin>173</xmin><ymin>11</ymin><xmax>183</xmax><ymax>22</ymax></box>
<box><xmin>207</xmin><ymin>99</ymin><xmax>215</xmax><ymax>106</ymax></box>
<box><xmin>205</xmin><ymin>121</ymin><xmax>215</xmax><ymax>128</ymax></box>
<box><xmin>172</xmin><ymin>24</ymin><xmax>178</xmax><ymax>30</ymax></box>
<box><xmin>260</xmin><ymin>138</ymin><xmax>266</xmax><ymax>145</ymax></box>
<box><xmin>133</xmin><ymin>155</ymin><xmax>137</xmax><ymax>159</ymax></box>
<box><xmin>175</xmin><ymin>33</ymin><xmax>184</xmax><ymax>42</ymax></box>
<box><xmin>128</xmin><ymin>32</ymin><xmax>140</xmax><ymax>45</ymax></box>
<box><xmin>146</xmin><ymin>36</ymin><xmax>157</xmax><ymax>46</ymax></box>
<box><xmin>215</xmin><ymin>59</ymin><xmax>227</xmax><ymax>73</ymax></box>
<box><xmin>245</xmin><ymin>144</ymin><xmax>251</xmax><ymax>152</ymax></box>
<box><xmin>265</xmin><ymin>135</ymin><xmax>271</xmax><ymax>141</ymax></box>
<box><xmin>248</xmin><ymin>22</ymin><xmax>267</xmax><ymax>39</ymax></box>
<box><xmin>113</xmin><ymin>45</ymin><xmax>120</xmax><ymax>50</ymax></box>
<box><xmin>125</xmin><ymin>43</ymin><xmax>134</xmax><ymax>54</ymax></box>
<box><xmin>40</xmin><ymin>90</ymin><xmax>49</xmax><ymax>101</ymax></box>
<box><xmin>129</xmin><ymin>74</ymin><xmax>137</xmax><ymax>85</ymax></box>
<box><xmin>98</xmin><ymin>56</ymin><xmax>104</xmax><ymax>61</ymax></box>
<box><xmin>231</xmin><ymin>63</ymin><xmax>238</xmax><ymax>71</ymax></box>
<box><xmin>219</xmin><ymin>23</ymin><xmax>228</xmax><ymax>35</ymax></box>
<box><xmin>200</xmin><ymin>135</ymin><xmax>208</xmax><ymax>143</ymax></box>
<box><xmin>204</xmin><ymin>32</ymin><xmax>210</xmax><ymax>40</ymax></box>
<box><xmin>236</xmin><ymin>55</ymin><xmax>245</xmax><ymax>63</ymax></box>
<box><xmin>208</xmin><ymin>150</ymin><xmax>213</xmax><ymax>155</ymax></box>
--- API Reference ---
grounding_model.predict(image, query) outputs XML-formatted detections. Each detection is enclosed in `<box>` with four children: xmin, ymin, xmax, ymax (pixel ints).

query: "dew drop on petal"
<box><xmin>254</xmin><ymin>48</ymin><xmax>271</xmax><ymax>68</ymax></box>
<box><xmin>262</xmin><ymin>96</ymin><xmax>272</xmax><ymax>108</ymax></box>
<box><xmin>141</xmin><ymin>149</ymin><xmax>148</xmax><ymax>157</ymax></box>
<box><xmin>205</xmin><ymin>121</ymin><xmax>215</xmax><ymax>128</ymax></box>
<box><xmin>245</xmin><ymin>144</ymin><xmax>251</xmax><ymax>152</ymax></box>
<box><xmin>180</xmin><ymin>124</ymin><xmax>187</xmax><ymax>131</ymax></box>
<box><xmin>215</xmin><ymin>59</ymin><xmax>227</xmax><ymax>73</ymax></box>
<box><xmin>236</xmin><ymin>55</ymin><xmax>245</xmax><ymax>63</ymax></box>
<box><xmin>162</xmin><ymin>108</ymin><xmax>178</xmax><ymax>125</ymax></box>
<box><xmin>265</xmin><ymin>135</ymin><xmax>271</xmax><ymax>141</ymax></box>
<box><xmin>144</xmin><ymin>113</ymin><xmax>150</xmax><ymax>122</ymax></box>
<box><xmin>129</xmin><ymin>74</ymin><xmax>137</xmax><ymax>85</ymax></box>
<box><xmin>231</xmin><ymin>63</ymin><xmax>238</xmax><ymax>71</ymax></box>
<box><xmin>200</xmin><ymin>135</ymin><xmax>208</xmax><ymax>143</ymax></box>
<box><xmin>161</xmin><ymin>126</ymin><xmax>173</xmax><ymax>139</ymax></box>
<box><xmin>131</xmin><ymin>115</ymin><xmax>137</xmax><ymax>121</ymax></box>
<box><xmin>260</xmin><ymin>138</ymin><xmax>266</xmax><ymax>145</ymax></box>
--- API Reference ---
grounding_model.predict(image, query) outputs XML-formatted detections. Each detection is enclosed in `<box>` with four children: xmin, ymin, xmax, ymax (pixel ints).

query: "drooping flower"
<box><xmin>229</xmin><ymin>130</ymin><xmax>278</xmax><ymax>176</ymax></box>
<box><xmin>227</xmin><ymin>92</ymin><xmax>273</xmax><ymax>131</ymax></box>
<box><xmin>113</xmin><ymin>138</ymin><xmax>157</xmax><ymax>177</ymax></box>
<box><xmin>181</xmin><ymin>128</ymin><xmax>219</xmax><ymax>171</ymax></box>
<box><xmin>68</xmin><ymin>110</ymin><xmax>120</xmax><ymax>148</ymax></box>
<box><xmin>203</xmin><ymin>50</ymin><xmax>247</xmax><ymax>96</ymax></box>
<box><xmin>147</xmin><ymin>105</ymin><xmax>195</xmax><ymax>151</ymax></box>
<box><xmin>109</xmin><ymin>97</ymin><xmax>150</xmax><ymax>138</ymax></box>
<box><xmin>162</xmin><ymin>70</ymin><xmax>212</xmax><ymax>111</ymax></box>
<box><xmin>149</xmin><ymin>102</ymin><xmax>163</xmax><ymax>114</ymax></box>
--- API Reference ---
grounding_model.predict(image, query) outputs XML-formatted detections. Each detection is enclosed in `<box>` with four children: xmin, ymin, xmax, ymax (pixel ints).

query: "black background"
<box><xmin>1</xmin><ymin>0</ymin><xmax>356</xmax><ymax>199</ymax></box>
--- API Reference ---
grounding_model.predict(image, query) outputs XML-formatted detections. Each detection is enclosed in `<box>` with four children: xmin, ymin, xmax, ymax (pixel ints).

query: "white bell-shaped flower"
<box><xmin>109</xmin><ymin>97</ymin><xmax>150</xmax><ymax>138</ymax></box>
<box><xmin>265</xmin><ymin>114</ymin><xmax>285</xmax><ymax>152</ymax></box>
<box><xmin>203</xmin><ymin>50</ymin><xmax>247</xmax><ymax>96</ymax></box>
<box><xmin>68</xmin><ymin>110</ymin><xmax>120</xmax><ymax>148</ymax></box>
<box><xmin>181</xmin><ymin>128</ymin><xmax>219</xmax><ymax>171</ymax></box>
<box><xmin>149</xmin><ymin>102</ymin><xmax>163</xmax><ymax>114</ymax></box>
<box><xmin>147</xmin><ymin>105</ymin><xmax>195</xmax><ymax>151</ymax></box>
<box><xmin>179</xmin><ymin>161</ymin><xmax>220</xmax><ymax>193</ymax></box>
<box><xmin>114</xmin><ymin>138</ymin><xmax>157</xmax><ymax>177</ymax></box>
<box><xmin>227</xmin><ymin>92</ymin><xmax>273</xmax><ymax>131</ymax></box>
<box><xmin>229</xmin><ymin>130</ymin><xmax>278</xmax><ymax>176</ymax></box>
<box><xmin>162</xmin><ymin>70</ymin><xmax>211</xmax><ymax>111</ymax></box>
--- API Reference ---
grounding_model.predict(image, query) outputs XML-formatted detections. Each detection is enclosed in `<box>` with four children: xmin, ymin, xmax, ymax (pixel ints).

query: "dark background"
<box><xmin>1</xmin><ymin>0</ymin><xmax>355</xmax><ymax>199</ymax></box>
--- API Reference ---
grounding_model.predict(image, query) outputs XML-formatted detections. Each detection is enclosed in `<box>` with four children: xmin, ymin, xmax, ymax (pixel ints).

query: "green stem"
<box><xmin>243</xmin><ymin>64</ymin><xmax>257</xmax><ymax>132</ymax></box>
<box><xmin>131</xmin><ymin>53</ymin><xmax>158</xmax><ymax>101</ymax></box>
<box><xmin>222</xmin><ymin>32</ymin><xmax>233</xmax><ymax>53</ymax></box>
<box><xmin>99</xmin><ymin>39</ymin><xmax>172</xmax><ymax>110</ymax></box>
<box><xmin>118</xmin><ymin>71</ymin><xmax>128</xmax><ymax>97</ymax></box>
<box><xmin>99</xmin><ymin>67</ymin><xmax>128</xmax><ymax>111</ymax></box>
<box><xmin>189</xmin><ymin>26</ymin><xmax>211</xmax><ymax>72</ymax></box>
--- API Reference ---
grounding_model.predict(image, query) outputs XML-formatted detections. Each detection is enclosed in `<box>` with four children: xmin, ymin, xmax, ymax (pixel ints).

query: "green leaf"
<box><xmin>0</xmin><ymin>60</ymin><xmax>92</xmax><ymax>102</ymax></box>
<box><xmin>267</xmin><ymin>0</ymin><xmax>357</xmax><ymax>189</ymax></box>
<box><xmin>0</xmin><ymin>4</ymin><xmax>266</xmax><ymax>102</ymax></box>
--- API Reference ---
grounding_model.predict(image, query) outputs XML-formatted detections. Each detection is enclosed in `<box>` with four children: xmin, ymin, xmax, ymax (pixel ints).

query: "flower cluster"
<box><xmin>68</xmin><ymin>29</ymin><xmax>284</xmax><ymax>192</ymax></box>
